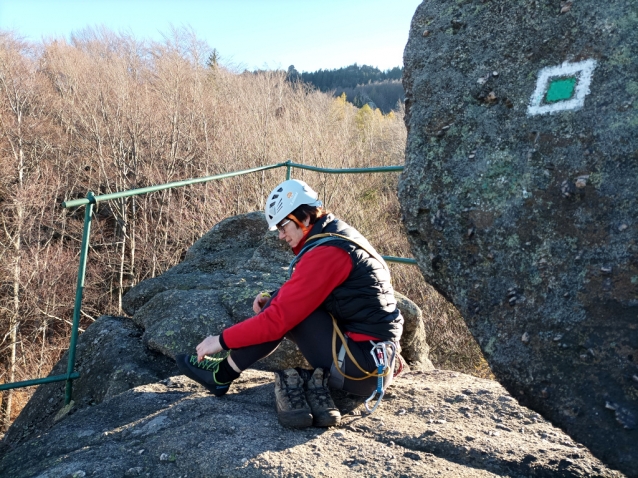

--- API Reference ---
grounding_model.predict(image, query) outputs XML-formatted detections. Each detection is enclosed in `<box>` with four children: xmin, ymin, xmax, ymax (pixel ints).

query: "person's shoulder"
<box><xmin>304</xmin><ymin>244</ymin><xmax>351</xmax><ymax>260</ymax></box>
<box><xmin>307</xmin><ymin>242</ymin><xmax>350</xmax><ymax>253</ymax></box>
<box><xmin>326</xmin><ymin>217</ymin><xmax>358</xmax><ymax>234</ymax></box>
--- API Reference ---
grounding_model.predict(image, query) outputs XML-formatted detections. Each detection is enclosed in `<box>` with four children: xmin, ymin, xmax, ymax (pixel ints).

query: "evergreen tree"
<box><xmin>286</xmin><ymin>65</ymin><xmax>300</xmax><ymax>82</ymax></box>
<box><xmin>206</xmin><ymin>49</ymin><xmax>219</xmax><ymax>69</ymax></box>
<box><xmin>299</xmin><ymin>63</ymin><xmax>402</xmax><ymax>92</ymax></box>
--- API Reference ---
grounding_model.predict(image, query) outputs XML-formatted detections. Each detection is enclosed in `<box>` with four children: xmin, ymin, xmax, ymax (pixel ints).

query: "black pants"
<box><xmin>229</xmin><ymin>306</ymin><xmax>382</xmax><ymax>397</ymax></box>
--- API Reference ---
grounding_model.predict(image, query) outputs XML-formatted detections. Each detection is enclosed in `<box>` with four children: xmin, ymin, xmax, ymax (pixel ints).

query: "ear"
<box><xmin>303</xmin><ymin>216</ymin><xmax>311</xmax><ymax>227</ymax></box>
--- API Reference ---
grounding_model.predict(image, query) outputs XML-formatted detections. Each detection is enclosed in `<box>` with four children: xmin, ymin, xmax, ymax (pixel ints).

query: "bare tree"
<box><xmin>0</xmin><ymin>28</ymin><xmax>486</xmax><ymax>430</ymax></box>
<box><xmin>0</xmin><ymin>33</ymin><xmax>49</xmax><ymax>429</ymax></box>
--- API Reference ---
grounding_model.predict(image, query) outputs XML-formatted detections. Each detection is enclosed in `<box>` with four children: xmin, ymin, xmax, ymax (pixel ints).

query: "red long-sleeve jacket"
<box><xmin>221</xmin><ymin>231</ymin><xmax>377</xmax><ymax>349</ymax></box>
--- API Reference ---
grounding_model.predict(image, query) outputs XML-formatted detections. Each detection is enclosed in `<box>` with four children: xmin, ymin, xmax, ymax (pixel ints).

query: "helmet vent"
<box><xmin>265</xmin><ymin>180</ymin><xmax>319</xmax><ymax>230</ymax></box>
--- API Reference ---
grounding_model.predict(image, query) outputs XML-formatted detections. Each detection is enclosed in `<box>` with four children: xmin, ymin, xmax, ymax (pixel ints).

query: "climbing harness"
<box><xmin>291</xmin><ymin>230</ymin><xmax>401</xmax><ymax>413</ymax></box>
<box><xmin>330</xmin><ymin>315</ymin><xmax>400</xmax><ymax>414</ymax></box>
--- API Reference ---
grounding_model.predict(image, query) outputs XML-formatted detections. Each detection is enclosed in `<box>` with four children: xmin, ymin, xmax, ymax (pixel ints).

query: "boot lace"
<box><xmin>284</xmin><ymin>385</ymin><xmax>307</xmax><ymax>409</ymax></box>
<box><xmin>307</xmin><ymin>386</ymin><xmax>332</xmax><ymax>408</ymax></box>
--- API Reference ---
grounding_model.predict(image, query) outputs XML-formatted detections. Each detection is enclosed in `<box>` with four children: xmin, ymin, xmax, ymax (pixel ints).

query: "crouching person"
<box><xmin>176</xmin><ymin>179</ymin><xmax>403</xmax><ymax>428</ymax></box>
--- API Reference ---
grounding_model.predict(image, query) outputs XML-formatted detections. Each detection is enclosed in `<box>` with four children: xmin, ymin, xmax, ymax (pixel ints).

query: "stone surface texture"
<box><xmin>3</xmin><ymin>212</ymin><xmax>433</xmax><ymax>455</ymax></box>
<box><xmin>122</xmin><ymin>211</ymin><xmax>432</xmax><ymax>373</ymax></box>
<box><xmin>2</xmin><ymin>315</ymin><xmax>175</xmax><ymax>448</ymax></box>
<box><xmin>400</xmin><ymin>0</ymin><xmax>637</xmax><ymax>475</ymax></box>
<box><xmin>0</xmin><ymin>366</ymin><xmax>623</xmax><ymax>477</ymax></box>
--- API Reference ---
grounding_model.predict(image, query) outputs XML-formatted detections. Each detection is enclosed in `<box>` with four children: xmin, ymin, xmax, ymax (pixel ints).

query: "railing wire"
<box><xmin>0</xmin><ymin>160</ymin><xmax>416</xmax><ymax>402</ymax></box>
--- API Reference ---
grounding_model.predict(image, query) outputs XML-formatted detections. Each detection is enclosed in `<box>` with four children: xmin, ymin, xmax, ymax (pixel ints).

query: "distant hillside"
<box><xmin>296</xmin><ymin>64</ymin><xmax>401</xmax><ymax>90</ymax></box>
<box><xmin>287</xmin><ymin>64</ymin><xmax>405</xmax><ymax>113</ymax></box>
<box><xmin>336</xmin><ymin>80</ymin><xmax>404</xmax><ymax>114</ymax></box>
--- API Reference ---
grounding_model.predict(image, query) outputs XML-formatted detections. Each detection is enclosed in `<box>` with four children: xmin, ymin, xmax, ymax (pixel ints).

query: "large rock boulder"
<box><xmin>400</xmin><ymin>0</ymin><xmax>638</xmax><ymax>475</ymax></box>
<box><xmin>5</xmin><ymin>212</ymin><xmax>434</xmax><ymax>452</ymax></box>
<box><xmin>1</xmin><ymin>315</ymin><xmax>175</xmax><ymax>447</ymax></box>
<box><xmin>123</xmin><ymin>211</ymin><xmax>433</xmax><ymax>372</ymax></box>
<box><xmin>3</xmin><ymin>213</ymin><xmax>433</xmax><ymax>451</ymax></box>
<box><xmin>0</xmin><ymin>368</ymin><xmax>622</xmax><ymax>477</ymax></box>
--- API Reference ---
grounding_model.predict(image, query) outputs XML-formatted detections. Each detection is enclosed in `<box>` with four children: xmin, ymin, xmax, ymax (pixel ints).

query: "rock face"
<box><xmin>1</xmin><ymin>316</ymin><xmax>175</xmax><ymax>448</ymax></box>
<box><xmin>122</xmin><ymin>211</ymin><xmax>433</xmax><ymax>372</ymax></box>
<box><xmin>400</xmin><ymin>0</ymin><xmax>637</xmax><ymax>475</ymax></box>
<box><xmin>0</xmin><ymin>366</ymin><xmax>623</xmax><ymax>477</ymax></box>
<box><xmin>2</xmin><ymin>212</ymin><xmax>433</xmax><ymax>449</ymax></box>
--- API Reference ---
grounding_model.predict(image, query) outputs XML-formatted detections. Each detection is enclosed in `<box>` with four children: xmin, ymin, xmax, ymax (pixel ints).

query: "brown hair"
<box><xmin>289</xmin><ymin>204</ymin><xmax>330</xmax><ymax>226</ymax></box>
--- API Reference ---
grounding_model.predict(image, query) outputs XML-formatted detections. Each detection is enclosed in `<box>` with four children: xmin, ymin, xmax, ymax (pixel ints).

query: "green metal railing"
<box><xmin>0</xmin><ymin>160</ymin><xmax>416</xmax><ymax>403</ymax></box>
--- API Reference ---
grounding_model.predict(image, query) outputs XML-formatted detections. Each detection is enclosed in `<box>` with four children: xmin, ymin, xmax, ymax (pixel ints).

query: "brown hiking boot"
<box><xmin>274</xmin><ymin>368</ymin><xmax>313</xmax><ymax>428</ymax></box>
<box><xmin>302</xmin><ymin>368</ymin><xmax>341</xmax><ymax>427</ymax></box>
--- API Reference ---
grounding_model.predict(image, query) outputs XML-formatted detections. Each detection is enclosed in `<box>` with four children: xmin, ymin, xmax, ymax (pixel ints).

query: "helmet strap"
<box><xmin>287</xmin><ymin>214</ymin><xmax>311</xmax><ymax>235</ymax></box>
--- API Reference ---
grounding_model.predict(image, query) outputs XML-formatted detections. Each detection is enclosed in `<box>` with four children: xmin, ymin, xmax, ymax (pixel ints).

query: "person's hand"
<box><xmin>252</xmin><ymin>292</ymin><xmax>270</xmax><ymax>314</ymax></box>
<box><xmin>196</xmin><ymin>335</ymin><xmax>222</xmax><ymax>362</ymax></box>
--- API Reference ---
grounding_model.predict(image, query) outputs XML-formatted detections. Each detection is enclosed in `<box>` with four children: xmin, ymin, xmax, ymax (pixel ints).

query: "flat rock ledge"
<box><xmin>0</xmin><ymin>369</ymin><xmax>624</xmax><ymax>478</ymax></box>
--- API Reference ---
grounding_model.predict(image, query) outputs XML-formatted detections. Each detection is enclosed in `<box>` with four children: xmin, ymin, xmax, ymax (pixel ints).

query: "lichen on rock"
<box><xmin>400</xmin><ymin>0</ymin><xmax>638</xmax><ymax>474</ymax></box>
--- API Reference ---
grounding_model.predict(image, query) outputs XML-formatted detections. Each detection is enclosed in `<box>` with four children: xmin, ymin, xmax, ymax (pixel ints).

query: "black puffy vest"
<box><xmin>292</xmin><ymin>214</ymin><xmax>403</xmax><ymax>342</ymax></box>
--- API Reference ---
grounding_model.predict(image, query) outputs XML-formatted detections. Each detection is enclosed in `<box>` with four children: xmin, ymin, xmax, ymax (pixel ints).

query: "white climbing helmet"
<box><xmin>265</xmin><ymin>179</ymin><xmax>322</xmax><ymax>230</ymax></box>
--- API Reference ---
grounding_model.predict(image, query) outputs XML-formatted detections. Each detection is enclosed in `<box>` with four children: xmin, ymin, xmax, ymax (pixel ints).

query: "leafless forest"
<box><xmin>0</xmin><ymin>29</ymin><xmax>488</xmax><ymax>429</ymax></box>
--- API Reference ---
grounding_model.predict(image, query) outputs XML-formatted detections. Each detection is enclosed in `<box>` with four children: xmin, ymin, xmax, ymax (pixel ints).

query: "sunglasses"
<box><xmin>276</xmin><ymin>218</ymin><xmax>292</xmax><ymax>233</ymax></box>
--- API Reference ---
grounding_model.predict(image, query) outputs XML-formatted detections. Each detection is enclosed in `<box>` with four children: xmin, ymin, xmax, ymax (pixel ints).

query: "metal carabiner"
<box><xmin>365</xmin><ymin>387</ymin><xmax>385</xmax><ymax>413</ymax></box>
<box><xmin>365</xmin><ymin>343</ymin><xmax>388</xmax><ymax>414</ymax></box>
<box><xmin>364</xmin><ymin>342</ymin><xmax>398</xmax><ymax>414</ymax></box>
<box><xmin>370</xmin><ymin>342</ymin><xmax>388</xmax><ymax>367</ymax></box>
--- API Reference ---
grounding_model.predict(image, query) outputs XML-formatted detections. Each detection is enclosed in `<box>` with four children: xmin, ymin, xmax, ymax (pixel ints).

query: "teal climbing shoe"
<box><xmin>175</xmin><ymin>351</ymin><xmax>232</xmax><ymax>396</ymax></box>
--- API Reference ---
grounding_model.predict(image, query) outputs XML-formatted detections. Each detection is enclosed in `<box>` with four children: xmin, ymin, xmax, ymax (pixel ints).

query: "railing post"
<box><xmin>0</xmin><ymin>162</ymin><xmax>415</xmax><ymax>404</ymax></box>
<box><xmin>285</xmin><ymin>160</ymin><xmax>292</xmax><ymax>180</ymax></box>
<box><xmin>65</xmin><ymin>191</ymin><xmax>95</xmax><ymax>404</ymax></box>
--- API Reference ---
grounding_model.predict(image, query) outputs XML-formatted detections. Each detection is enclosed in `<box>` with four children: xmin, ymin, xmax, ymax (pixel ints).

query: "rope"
<box><xmin>330</xmin><ymin>314</ymin><xmax>391</xmax><ymax>381</ymax></box>
<box><xmin>289</xmin><ymin>232</ymin><xmax>390</xmax><ymax>279</ymax></box>
<box><xmin>305</xmin><ymin>232</ymin><xmax>389</xmax><ymax>271</ymax></box>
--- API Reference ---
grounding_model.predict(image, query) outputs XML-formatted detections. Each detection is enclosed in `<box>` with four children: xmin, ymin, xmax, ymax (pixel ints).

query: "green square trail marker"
<box><xmin>528</xmin><ymin>59</ymin><xmax>597</xmax><ymax>116</ymax></box>
<box><xmin>545</xmin><ymin>77</ymin><xmax>577</xmax><ymax>103</ymax></box>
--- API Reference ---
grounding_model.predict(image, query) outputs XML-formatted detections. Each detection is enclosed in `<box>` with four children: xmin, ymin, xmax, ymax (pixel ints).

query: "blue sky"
<box><xmin>0</xmin><ymin>0</ymin><xmax>422</xmax><ymax>72</ymax></box>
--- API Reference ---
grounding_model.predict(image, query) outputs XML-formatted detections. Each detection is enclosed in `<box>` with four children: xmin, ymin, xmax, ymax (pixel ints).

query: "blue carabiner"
<box><xmin>363</xmin><ymin>341</ymin><xmax>399</xmax><ymax>414</ymax></box>
<box><xmin>365</xmin><ymin>364</ymin><xmax>385</xmax><ymax>413</ymax></box>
